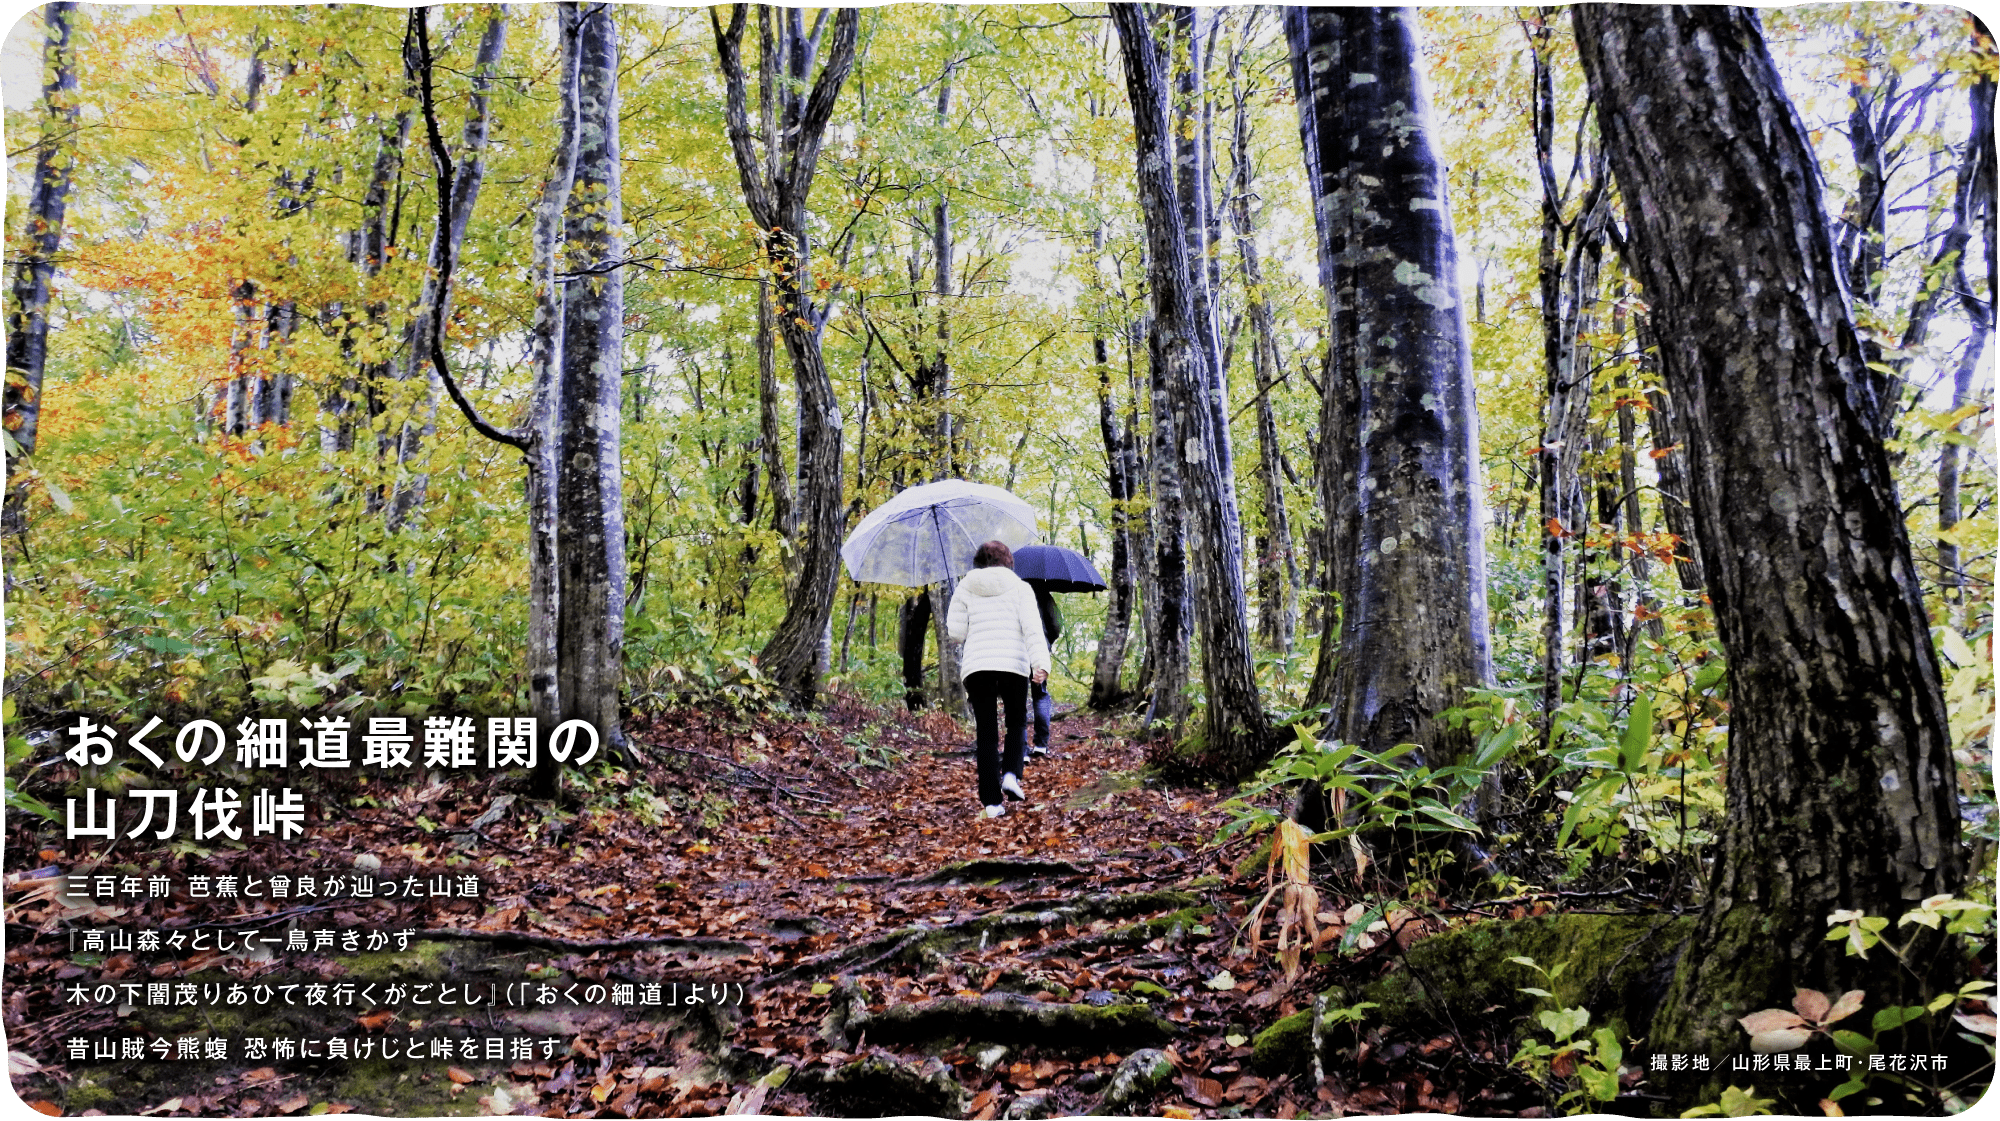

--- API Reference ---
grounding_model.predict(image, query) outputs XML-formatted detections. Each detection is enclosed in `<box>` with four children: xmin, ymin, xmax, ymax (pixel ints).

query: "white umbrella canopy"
<box><xmin>841</xmin><ymin>480</ymin><xmax>1041</xmax><ymax>587</ymax></box>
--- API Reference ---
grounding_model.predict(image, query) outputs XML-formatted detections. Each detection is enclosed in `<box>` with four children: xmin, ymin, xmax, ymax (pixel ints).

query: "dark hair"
<box><xmin>973</xmin><ymin>540</ymin><xmax>1014</xmax><ymax>569</ymax></box>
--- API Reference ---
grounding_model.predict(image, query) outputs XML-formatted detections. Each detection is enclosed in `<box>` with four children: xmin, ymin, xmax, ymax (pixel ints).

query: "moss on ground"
<box><xmin>1363</xmin><ymin>912</ymin><xmax>1694</xmax><ymax>1042</ymax></box>
<box><xmin>1248</xmin><ymin>913</ymin><xmax>1695</xmax><ymax>1076</ymax></box>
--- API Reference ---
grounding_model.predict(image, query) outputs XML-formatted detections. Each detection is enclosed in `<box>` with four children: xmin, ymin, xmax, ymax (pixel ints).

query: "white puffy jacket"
<box><xmin>946</xmin><ymin>566</ymin><xmax>1051</xmax><ymax>681</ymax></box>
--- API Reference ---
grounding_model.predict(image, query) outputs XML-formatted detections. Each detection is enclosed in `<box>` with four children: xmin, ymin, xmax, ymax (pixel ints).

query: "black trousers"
<box><xmin>965</xmin><ymin>670</ymin><xmax>1028</xmax><ymax>806</ymax></box>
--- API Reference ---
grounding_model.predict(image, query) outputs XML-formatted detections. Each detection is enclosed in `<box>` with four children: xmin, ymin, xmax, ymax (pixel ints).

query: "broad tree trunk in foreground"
<box><xmin>1113</xmin><ymin>3</ymin><xmax>1273</xmax><ymax>772</ymax></box>
<box><xmin>553</xmin><ymin>3</ymin><xmax>628</xmax><ymax>750</ymax></box>
<box><xmin>1573</xmin><ymin>3</ymin><xmax>1960</xmax><ymax>1090</ymax></box>
<box><xmin>2</xmin><ymin>0</ymin><xmax>80</xmax><ymax>551</ymax></box>
<box><xmin>1286</xmin><ymin>6</ymin><xmax>1491</xmax><ymax>774</ymax></box>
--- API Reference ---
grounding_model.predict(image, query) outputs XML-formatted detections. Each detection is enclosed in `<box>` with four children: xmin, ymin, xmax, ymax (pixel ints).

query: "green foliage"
<box><xmin>3</xmin><ymin>698</ymin><xmax>58</xmax><ymax>823</ymax></box>
<box><xmin>1218</xmin><ymin>719</ymin><xmax>1509</xmax><ymax>850</ymax></box>
<box><xmin>1507</xmin><ymin>956</ymin><xmax>1628</xmax><ymax>1114</ymax></box>
<box><xmin>1680</xmin><ymin>1085</ymin><xmax>1776</xmax><ymax>1118</ymax></box>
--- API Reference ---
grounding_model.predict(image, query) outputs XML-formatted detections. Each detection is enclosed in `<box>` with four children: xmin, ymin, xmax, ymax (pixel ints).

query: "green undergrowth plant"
<box><xmin>1219</xmin><ymin>720</ymin><xmax>1506</xmax><ymax>851</ymax></box>
<box><xmin>1507</xmin><ymin>955</ymin><xmax>1629</xmax><ymax>1113</ymax></box>
<box><xmin>1720</xmin><ymin>898</ymin><xmax>1998</xmax><ymax>1114</ymax></box>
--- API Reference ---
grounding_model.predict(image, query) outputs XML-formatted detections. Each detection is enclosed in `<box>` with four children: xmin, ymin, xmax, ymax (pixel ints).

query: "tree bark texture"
<box><xmin>714</xmin><ymin>4</ymin><xmax>861</xmax><ymax>709</ymax></box>
<box><xmin>1528</xmin><ymin>19</ymin><xmax>1612</xmax><ymax>743</ymax></box>
<box><xmin>1089</xmin><ymin>324</ymin><xmax>1142</xmax><ymax>710</ymax></box>
<box><xmin>1226</xmin><ymin>43</ymin><xmax>1298</xmax><ymax>656</ymax></box>
<box><xmin>1572</xmin><ymin>2</ymin><xmax>1962</xmax><ymax>1079</ymax></box>
<box><xmin>1930</xmin><ymin>71</ymin><xmax>1993</xmax><ymax>614</ymax></box>
<box><xmin>1637</xmin><ymin>316</ymin><xmax>1707</xmax><ymax>593</ymax></box>
<box><xmin>525</xmin><ymin>1</ymin><xmax>583</xmax><ymax>755</ymax></box>
<box><xmin>1113</xmin><ymin>3</ymin><xmax>1273</xmax><ymax>772</ymax></box>
<box><xmin>1286</xmin><ymin>6</ymin><xmax>1492</xmax><ymax>770</ymax></box>
<box><xmin>553</xmin><ymin>3</ymin><xmax>628</xmax><ymax>749</ymax></box>
<box><xmin>3</xmin><ymin>0</ymin><xmax>80</xmax><ymax>545</ymax></box>
<box><xmin>387</xmin><ymin>8</ymin><xmax>507</xmax><ymax>532</ymax></box>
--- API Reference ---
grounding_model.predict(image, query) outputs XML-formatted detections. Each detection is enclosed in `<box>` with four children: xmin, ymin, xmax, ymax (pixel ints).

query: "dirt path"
<box><xmin>6</xmin><ymin>700</ymin><xmax>1503</xmax><ymax>1117</ymax></box>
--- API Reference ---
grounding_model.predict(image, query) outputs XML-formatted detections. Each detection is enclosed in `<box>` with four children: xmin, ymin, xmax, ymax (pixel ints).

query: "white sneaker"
<box><xmin>984</xmin><ymin>804</ymin><xmax>1006</xmax><ymax>819</ymax></box>
<box><xmin>1001</xmin><ymin>773</ymin><xmax>1026</xmax><ymax>801</ymax></box>
<box><xmin>1028</xmin><ymin>746</ymin><xmax>1049</xmax><ymax>761</ymax></box>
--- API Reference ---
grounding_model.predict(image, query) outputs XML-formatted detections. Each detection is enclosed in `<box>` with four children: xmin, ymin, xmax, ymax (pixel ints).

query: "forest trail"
<box><xmin>7</xmin><ymin>698</ymin><xmax>1520</xmax><ymax>1117</ymax></box>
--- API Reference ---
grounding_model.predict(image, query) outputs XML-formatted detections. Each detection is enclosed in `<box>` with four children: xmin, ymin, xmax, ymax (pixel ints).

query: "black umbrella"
<box><xmin>1013</xmin><ymin>544</ymin><xmax>1107</xmax><ymax>592</ymax></box>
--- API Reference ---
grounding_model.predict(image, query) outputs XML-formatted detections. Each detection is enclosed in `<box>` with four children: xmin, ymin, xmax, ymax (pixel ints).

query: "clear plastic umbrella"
<box><xmin>841</xmin><ymin>480</ymin><xmax>1040</xmax><ymax>586</ymax></box>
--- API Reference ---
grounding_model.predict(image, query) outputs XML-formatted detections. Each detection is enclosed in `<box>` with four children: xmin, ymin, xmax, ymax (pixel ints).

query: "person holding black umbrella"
<box><xmin>1010</xmin><ymin>544</ymin><xmax>1108</xmax><ymax>761</ymax></box>
<box><xmin>1028</xmin><ymin>585</ymin><xmax>1060</xmax><ymax>759</ymax></box>
<box><xmin>946</xmin><ymin>540</ymin><xmax>1051</xmax><ymax>818</ymax></box>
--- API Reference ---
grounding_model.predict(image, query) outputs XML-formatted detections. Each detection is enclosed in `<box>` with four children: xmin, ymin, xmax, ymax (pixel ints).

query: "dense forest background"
<box><xmin>1</xmin><ymin>2</ymin><xmax>1989</xmax><ymax>746</ymax></box>
<box><xmin>2</xmin><ymin>3</ymin><xmax>1996</xmax><ymax>1116</ymax></box>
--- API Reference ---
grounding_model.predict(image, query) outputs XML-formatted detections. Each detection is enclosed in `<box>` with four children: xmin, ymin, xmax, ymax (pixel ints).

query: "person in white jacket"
<box><xmin>946</xmin><ymin>540</ymin><xmax>1051</xmax><ymax>817</ymax></box>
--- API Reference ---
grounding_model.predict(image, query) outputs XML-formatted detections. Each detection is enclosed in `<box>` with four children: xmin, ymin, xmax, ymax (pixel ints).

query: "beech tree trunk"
<box><xmin>552</xmin><ymin>2</ymin><xmax>628</xmax><ymax>751</ymax></box>
<box><xmin>1529</xmin><ymin>18</ymin><xmax>1612</xmax><ymax>745</ymax></box>
<box><xmin>525</xmin><ymin>1</ymin><xmax>583</xmax><ymax>753</ymax></box>
<box><xmin>2</xmin><ymin>0</ymin><xmax>80</xmax><ymax>550</ymax></box>
<box><xmin>1573</xmin><ymin>3</ymin><xmax>1961</xmax><ymax>1089</ymax></box>
<box><xmin>324</xmin><ymin>86</ymin><xmax>412</xmax><ymax>461</ymax></box>
<box><xmin>1113</xmin><ymin>3</ymin><xmax>1272</xmax><ymax>772</ymax></box>
<box><xmin>1226</xmin><ymin>38</ymin><xmax>1298</xmax><ymax>656</ymax></box>
<box><xmin>387</xmin><ymin>8</ymin><xmax>507</xmax><ymax>532</ymax></box>
<box><xmin>1930</xmin><ymin>71</ymin><xmax>1993</xmax><ymax>616</ymax></box>
<box><xmin>1286</xmin><ymin>6</ymin><xmax>1492</xmax><ymax>772</ymax></box>
<box><xmin>714</xmin><ymin>4</ymin><xmax>861</xmax><ymax>709</ymax></box>
<box><xmin>1089</xmin><ymin>318</ymin><xmax>1142</xmax><ymax>710</ymax></box>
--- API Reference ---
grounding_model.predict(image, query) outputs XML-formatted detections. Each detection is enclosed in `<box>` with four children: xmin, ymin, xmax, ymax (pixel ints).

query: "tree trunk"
<box><xmin>324</xmin><ymin>93</ymin><xmax>412</xmax><ymax>461</ymax></box>
<box><xmin>1226</xmin><ymin>38</ymin><xmax>1298</xmax><ymax>656</ymax></box>
<box><xmin>525</xmin><ymin>1</ymin><xmax>583</xmax><ymax>796</ymax></box>
<box><xmin>899</xmin><ymin>592</ymin><xmax>931</xmax><ymax>712</ymax></box>
<box><xmin>713</xmin><ymin>4</ymin><xmax>861</xmax><ymax>709</ymax></box>
<box><xmin>1573</xmin><ymin>3</ymin><xmax>1961</xmax><ymax>1089</ymax></box>
<box><xmin>1528</xmin><ymin>17</ymin><xmax>1612</xmax><ymax>747</ymax></box>
<box><xmin>756</xmin><ymin>277</ymin><xmax>795</xmax><ymax>543</ymax></box>
<box><xmin>1931</xmin><ymin>71</ymin><xmax>1993</xmax><ymax>617</ymax></box>
<box><xmin>1639</xmin><ymin>331</ymin><xmax>1706</xmax><ymax>593</ymax></box>
<box><xmin>1289</xmin><ymin>13</ymin><xmax>1353</xmax><ymax>720</ymax></box>
<box><xmin>1286</xmin><ymin>6</ymin><xmax>1492</xmax><ymax>774</ymax></box>
<box><xmin>387</xmin><ymin>8</ymin><xmax>507</xmax><ymax>532</ymax></box>
<box><xmin>1113</xmin><ymin>3</ymin><xmax>1272</xmax><ymax>772</ymax></box>
<box><xmin>552</xmin><ymin>2</ymin><xmax>627</xmax><ymax>751</ymax></box>
<box><xmin>2</xmin><ymin>0</ymin><xmax>80</xmax><ymax>551</ymax></box>
<box><xmin>1089</xmin><ymin>324</ymin><xmax>1140</xmax><ymax>710</ymax></box>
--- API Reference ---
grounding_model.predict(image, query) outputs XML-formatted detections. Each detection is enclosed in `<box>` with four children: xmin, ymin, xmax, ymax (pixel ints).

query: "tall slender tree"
<box><xmin>550</xmin><ymin>1</ymin><xmax>628</xmax><ymax>755</ymax></box>
<box><xmin>1527</xmin><ymin>14</ymin><xmax>1614</xmax><ymax>743</ymax></box>
<box><xmin>524</xmin><ymin>2</ymin><xmax>584</xmax><ymax>753</ymax></box>
<box><xmin>2</xmin><ymin>1</ymin><xmax>81</xmax><ymax>553</ymax></box>
<box><xmin>1223</xmin><ymin>20</ymin><xmax>1299</xmax><ymax>656</ymax></box>
<box><xmin>1111</xmin><ymin>3</ymin><xmax>1273</xmax><ymax>771</ymax></box>
<box><xmin>1286</xmin><ymin>7</ymin><xmax>1492</xmax><ymax>782</ymax></box>
<box><xmin>386</xmin><ymin>7</ymin><xmax>508</xmax><ymax>532</ymax></box>
<box><xmin>1572</xmin><ymin>3</ymin><xmax>1962</xmax><ymax>1087</ymax></box>
<box><xmin>1938</xmin><ymin>67</ymin><xmax>1995</xmax><ymax>617</ymax></box>
<box><xmin>410</xmin><ymin>2</ymin><xmax>626</xmax><ymax>789</ymax></box>
<box><xmin>713</xmin><ymin>4</ymin><xmax>862</xmax><ymax>708</ymax></box>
